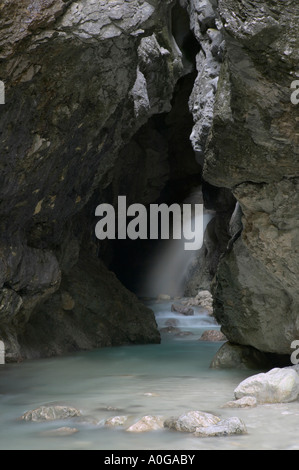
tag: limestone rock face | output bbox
[0,0,184,359]
[200,0,299,354]
[183,0,236,296]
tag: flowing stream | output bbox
[0,301,299,450]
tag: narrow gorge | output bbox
[0,0,298,369]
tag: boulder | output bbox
[210,342,275,370]
[105,416,129,427]
[222,397,257,409]
[164,411,220,433]
[185,291,214,315]
[21,405,81,422]
[194,417,247,437]
[171,304,194,316]
[199,330,227,342]
[126,416,164,433]
[234,368,299,404]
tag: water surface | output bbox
[0,302,298,450]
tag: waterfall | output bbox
[141,188,214,298]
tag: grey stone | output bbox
[210,342,275,370]
[21,406,82,422]
[171,304,194,316]
[164,411,220,433]
[0,0,184,360]
[234,368,299,404]
[222,397,257,409]
[194,417,247,437]
[199,329,226,342]
[201,0,299,355]
[126,415,164,433]
[105,416,129,427]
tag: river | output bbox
[0,301,298,450]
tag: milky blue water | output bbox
[0,302,298,450]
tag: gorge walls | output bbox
[0,0,298,361]
[188,0,299,355]
[0,0,188,360]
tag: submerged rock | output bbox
[174,331,194,337]
[171,304,194,316]
[164,411,220,433]
[21,406,81,422]
[105,416,129,427]
[165,319,178,327]
[160,326,181,335]
[222,397,257,409]
[194,417,247,438]
[234,368,299,404]
[41,427,79,437]
[126,416,164,433]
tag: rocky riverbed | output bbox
[0,301,299,450]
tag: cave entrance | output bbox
[105,70,203,297]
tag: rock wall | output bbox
[1,0,298,361]
[200,0,299,355]
[0,0,187,360]
[182,0,236,295]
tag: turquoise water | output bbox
[0,302,299,450]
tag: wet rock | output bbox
[234,368,299,404]
[165,319,178,327]
[185,291,214,315]
[105,416,129,427]
[202,0,299,356]
[21,406,81,422]
[210,342,275,370]
[222,397,257,409]
[194,417,247,437]
[160,326,181,335]
[0,0,183,361]
[41,427,79,437]
[171,304,194,316]
[199,330,227,342]
[174,331,194,337]
[126,416,164,433]
[164,411,220,433]
[157,294,171,301]
[18,256,161,359]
